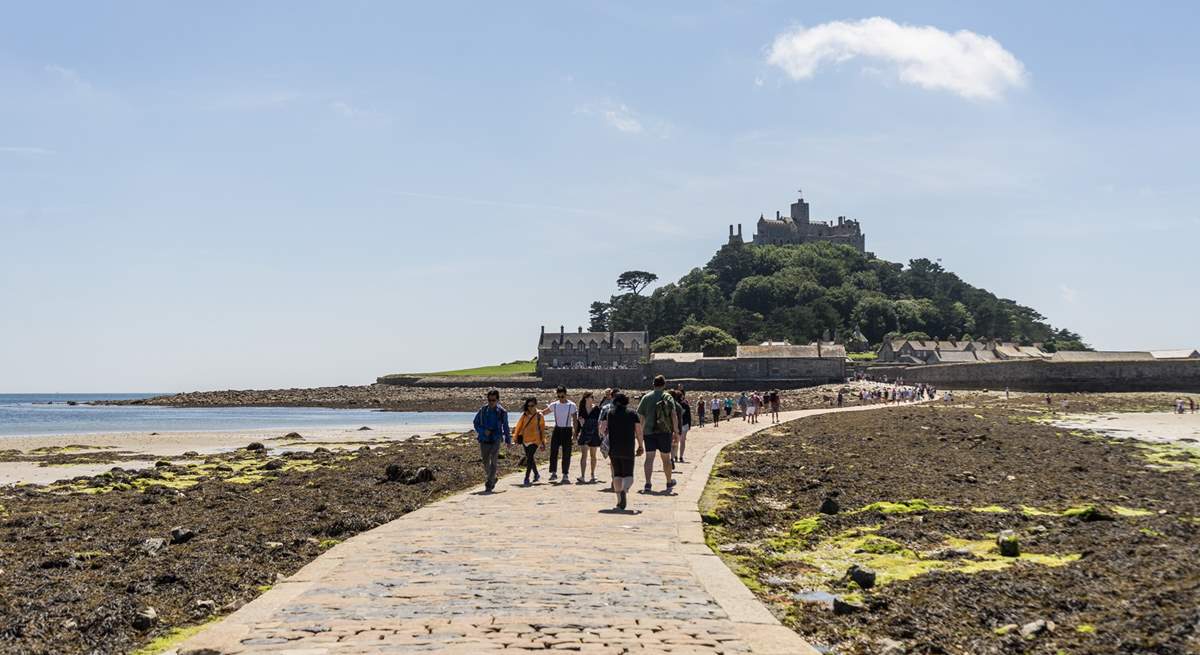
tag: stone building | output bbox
[727,192,866,251]
[877,339,1049,364]
[536,326,648,374]
[647,341,846,386]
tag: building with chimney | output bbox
[535,326,649,374]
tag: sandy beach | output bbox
[0,421,471,486]
[1052,411,1200,444]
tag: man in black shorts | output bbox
[636,375,679,493]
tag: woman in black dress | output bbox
[575,391,603,484]
[603,393,644,511]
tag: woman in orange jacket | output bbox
[512,397,547,486]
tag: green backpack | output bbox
[652,393,674,434]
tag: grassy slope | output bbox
[406,360,537,377]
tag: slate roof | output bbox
[650,352,704,362]
[995,345,1035,359]
[737,343,846,359]
[972,349,999,362]
[540,331,647,349]
[929,350,981,363]
[738,344,820,358]
[1049,351,1155,362]
[1151,349,1200,359]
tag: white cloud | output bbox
[44,64,93,92]
[575,100,672,137]
[767,17,1027,100]
[602,104,643,133]
[1059,284,1079,304]
[0,146,55,155]
[330,100,381,120]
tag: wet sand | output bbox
[0,422,470,486]
[1052,411,1200,444]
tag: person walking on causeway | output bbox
[541,387,578,484]
[603,392,644,511]
[512,397,546,486]
[472,389,511,493]
[637,375,679,494]
[575,391,603,484]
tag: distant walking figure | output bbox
[604,393,643,511]
[512,397,546,486]
[541,387,578,484]
[1190,397,1196,414]
[710,397,721,426]
[769,390,781,424]
[472,389,511,493]
[637,375,679,494]
[674,391,692,463]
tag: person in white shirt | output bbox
[541,386,578,484]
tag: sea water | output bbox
[0,394,476,437]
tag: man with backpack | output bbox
[637,375,679,493]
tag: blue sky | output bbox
[2,1,1197,392]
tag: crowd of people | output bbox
[841,382,937,406]
[470,378,787,511]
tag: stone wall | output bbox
[542,356,846,391]
[542,368,648,390]
[651,356,844,383]
[376,375,545,388]
[860,359,1200,393]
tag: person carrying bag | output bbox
[512,397,547,486]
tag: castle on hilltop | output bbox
[727,191,866,252]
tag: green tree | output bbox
[732,275,795,315]
[587,301,611,331]
[650,335,683,353]
[676,324,739,356]
[616,270,658,295]
[894,298,940,334]
[947,301,977,337]
[585,241,1082,351]
[851,296,899,344]
[606,293,655,333]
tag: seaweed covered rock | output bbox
[996,530,1020,557]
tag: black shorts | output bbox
[643,433,672,454]
[578,432,602,447]
[611,456,635,478]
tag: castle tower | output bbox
[790,194,810,224]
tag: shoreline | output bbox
[0,410,472,440]
[0,423,471,486]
